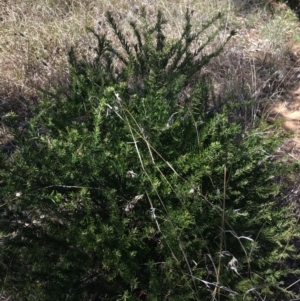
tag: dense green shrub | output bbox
[0,10,299,301]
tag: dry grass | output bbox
[0,0,229,107]
[0,0,300,123]
[0,0,296,111]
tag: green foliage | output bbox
[0,9,299,301]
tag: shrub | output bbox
[0,9,299,301]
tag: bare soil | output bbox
[270,49,300,161]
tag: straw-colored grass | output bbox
[0,1,228,102]
[0,0,299,119]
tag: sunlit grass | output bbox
[0,0,299,109]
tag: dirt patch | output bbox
[269,54,300,160]
[272,91,300,134]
